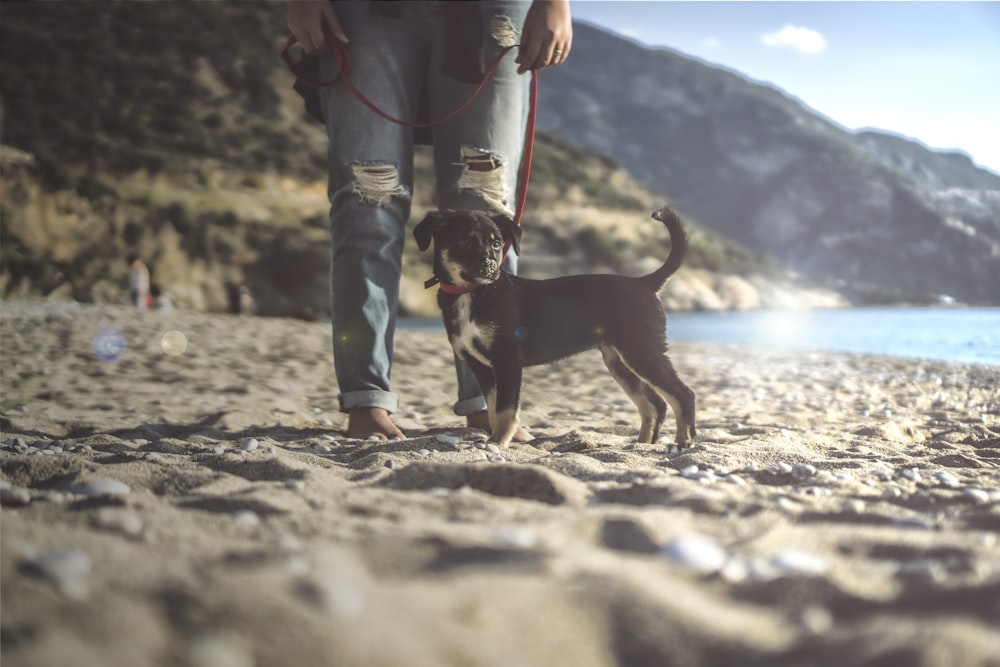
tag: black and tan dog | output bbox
[414,206,696,452]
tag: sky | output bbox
[569,1,1000,176]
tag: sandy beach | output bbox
[2,301,999,667]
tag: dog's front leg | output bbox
[490,356,523,448]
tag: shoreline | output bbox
[2,302,999,666]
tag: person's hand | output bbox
[516,0,573,74]
[287,0,348,54]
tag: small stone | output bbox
[319,418,334,426]
[899,468,921,482]
[0,482,31,507]
[741,461,761,473]
[366,435,382,442]
[417,448,431,457]
[724,474,747,486]
[843,499,866,514]
[384,459,395,469]
[680,465,700,478]
[239,438,258,452]
[776,462,793,474]
[212,446,225,455]
[932,471,960,486]
[881,486,903,499]
[792,463,817,478]
[800,605,834,634]
[70,478,131,497]
[871,469,894,481]
[660,534,728,574]
[284,479,306,491]
[232,511,260,527]
[962,488,990,504]
[313,443,331,454]
[894,515,934,530]
[92,507,144,537]
[25,547,92,599]
[427,487,450,497]
[775,497,803,513]
[434,433,461,445]
[485,443,501,454]
[768,550,829,577]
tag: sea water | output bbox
[400,308,1000,366]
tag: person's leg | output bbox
[318,3,430,439]
[429,1,533,438]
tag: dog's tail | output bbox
[641,206,688,293]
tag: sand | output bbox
[2,301,999,667]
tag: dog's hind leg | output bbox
[601,345,666,443]
[615,350,696,450]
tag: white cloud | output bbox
[761,25,828,55]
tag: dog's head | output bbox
[414,210,521,286]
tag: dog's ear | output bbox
[413,211,445,251]
[491,214,521,255]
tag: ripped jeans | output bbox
[318,1,530,417]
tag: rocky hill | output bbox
[0,1,847,317]
[538,23,1000,305]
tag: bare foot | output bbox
[466,410,535,442]
[347,408,406,440]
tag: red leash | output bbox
[282,35,538,291]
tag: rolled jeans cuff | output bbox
[340,390,399,414]
[453,396,488,417]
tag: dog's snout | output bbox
[485,258,499,274]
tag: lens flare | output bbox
[92,328,127,362]
[161,330,188,357]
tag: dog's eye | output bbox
[491,239,502,250]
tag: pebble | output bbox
[724,474,747,486]
[792,464,817,478]
[239,438,258,452]
[494,526,538,549]
[768,550,829,577]
[0,481,32,506]
[932,471,960,486]
[212,446,225,455]
[775,497,803,513]
[92,507,144,537]
[842,499,866,514]
[776,462,793,474]
[871,469,894,482]
[427,487,451,497]
[899,468,922,483]
[232,511,260,528]
[881,486,904,499]
[313,444,331,454]
[384,459,395,470]
[69,478,131,497]
[680,465,700,478]
[962,488,990,504]
[434,433,461,445]
[486,443,501,454]
[417,448,431,457]
[660,534,728,574]
[894,515,934,531]
[25,547,92,599]
[741,461,761,473]
[284,479,306,491]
